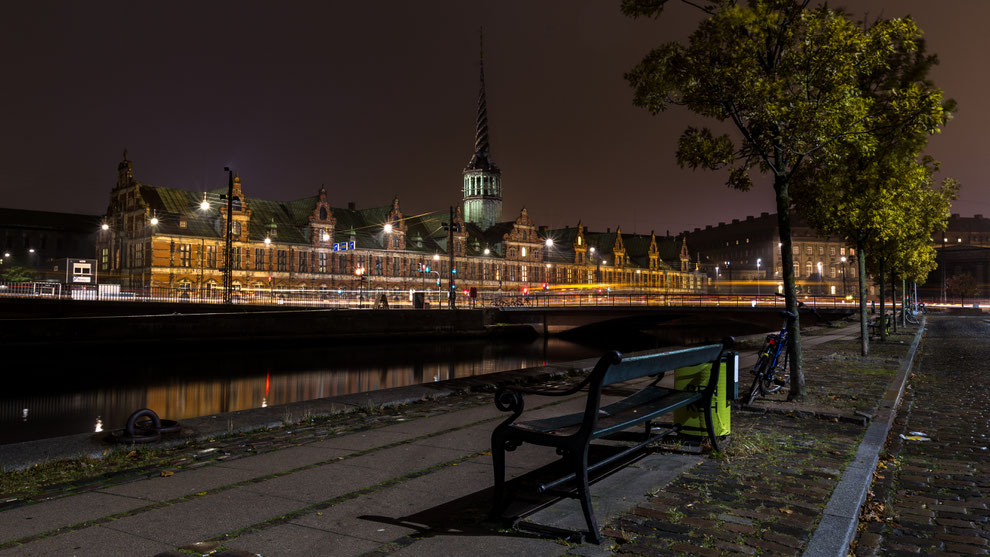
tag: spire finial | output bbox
[480,27,484,64]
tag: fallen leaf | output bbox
[126,450,138,459]
[160,470,174,478]
[779,508,793,514]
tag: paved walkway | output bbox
[0,320,945,556]
[854,316,990,555]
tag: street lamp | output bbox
[221,167,235,304]
[589,246,600,283]
[724,261,732,295]
[817,261,823,296]
[715,265,720,295]
[840,256,847,299]
[756,258,762,300]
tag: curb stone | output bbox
[803,317,926,557]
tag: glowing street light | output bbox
[200,193,211,212]
[383,223,393,234]
[483,248,490,256]
[756,258,762,299]
[150,216,159,226]
[263,237,271,246]
[101,223,110,231]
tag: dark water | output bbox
[0,333,661,446]
[0,314,773,446]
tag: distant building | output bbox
[923,214,990,301]
[0,207,100,280]
[681,212,861,297]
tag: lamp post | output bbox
[589,246,600,284]
[756,258,762,300]
[724,261,732,295]
[198,194,211,298]
[221,167,235,304]
[840,256,847,299]
[715,265,720,296]
[817,261,823,296]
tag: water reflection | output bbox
[1,336,609,445]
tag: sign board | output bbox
[332,241,356,252]
[64,258,98,285]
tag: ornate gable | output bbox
[503,208,540,261]
[220,173,252,241]
[385,196,406,251]
[612,226,626,267]
[573,221,587,265]
[308,185,335,246]
[648,231,659,270]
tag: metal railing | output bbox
[2,281,983,311]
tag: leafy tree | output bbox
[860,159,956,339]
[946,272,979,307]
[0,262,38,282]
[793,19,955,352]
[623,0,917,399]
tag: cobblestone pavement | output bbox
[607,324,918,556]
[855,316,990,556]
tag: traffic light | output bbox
[424,266,430,273]
[523,287,529,295]
[452,268,457,274]
[436,278,441,286]
[542,283,548,291]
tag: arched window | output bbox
[319,207,328,220]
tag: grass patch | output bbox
[0,447,173,501]
[713,429,782,464]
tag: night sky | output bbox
[1,1,987,235]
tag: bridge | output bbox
[492,304,857,338]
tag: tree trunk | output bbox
[878,260,886,342]
[857,237,869,357]
[890,274,897,334]
[774,174,804,400]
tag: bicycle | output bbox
[745,309,796,405]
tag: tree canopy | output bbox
[623,0,937,399]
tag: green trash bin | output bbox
[673,354,736,439]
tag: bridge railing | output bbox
[479,292,858,310]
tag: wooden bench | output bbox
[490,341,735,543]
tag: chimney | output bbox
[348,201,356,210]
[732,218,740,224]
[607,227,610,233]
[976,214,984,219]
[760,212,769,218]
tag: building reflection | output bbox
[1,337,602,445]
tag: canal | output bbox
[0,334,656,446]
[0,313,778,446]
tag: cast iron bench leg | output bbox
[490,429,507,518]
[575,447,602,544]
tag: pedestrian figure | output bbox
[871,300,876,314]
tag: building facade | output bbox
[0,208,100,281]
[681,212,861,297]
[922,214,990,301]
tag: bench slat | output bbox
[512,385,704,438]
[602,344,723,386]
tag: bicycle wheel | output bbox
[762,349,790,394]
[745,356,768,405]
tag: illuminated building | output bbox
[94,42,706,297]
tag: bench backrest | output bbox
[579,343,727,437]
[599,345,724,387]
